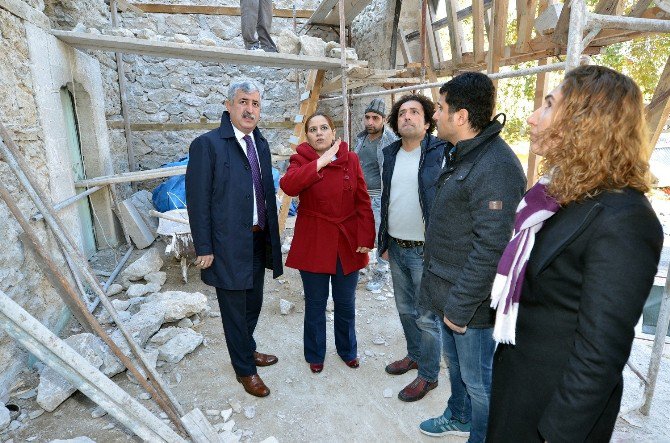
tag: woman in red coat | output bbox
[280,112,375,373]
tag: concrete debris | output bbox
[17,388,37,400]
[328,46,358,61]
[384,291,394,298]
[175,372,182,384]
[139,392,152,400]
[37,334,104,412]
[228,398,242,414]
[48,438,97,443]
[112,299,131,311]
[108,27,135,38]
[159,412,168,419]
[118,191,158,249]
[126,282,161,297]
[375,295,386,301]
[281,236,293,254]
[97,309,131,326]
[260,437,279,443]
[241,430,254,439]
[192,314,202,326]
[145,271,167,286]
[327,313,334,322]
[121,248,163,282]
[243,405,256,419]
[91,406,107,418]
[125,348,160,385]
[0,404,10,431]
[364,350,374,357]
[177,317,194,328]
[221,408,233,422]
[119,302,167,347]
[26,436,36,442]
[8,420,22,432]
[144,291,208,322]
[383,388,393,398]
[87,28,101,35]
[221,419,236,432]
[299,35,326,57]
[154,328,203,363]
[276,29,300,54]
[206,409,220,416]
[105,284,123,296]
[102,423,115,430]
[279,299,295,315]
[219,430,241,443]
[72,23,86,33]
[209,311,222,318]
[28,409,44,420]
[372,337,386,345]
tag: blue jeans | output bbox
[370,194,388,271]
[299,258,358,363]
[388,240,441,382]
[442,325,495,443]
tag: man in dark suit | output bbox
[186,79,283,397]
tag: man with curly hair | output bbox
[378,94,445,402]
[417,73,526,441]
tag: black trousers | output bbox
[215,230,266,376]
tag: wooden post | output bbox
[489,0,509,89]
[445,0,463,65]
[646,55,670,152]
[527,58,549,188]
[473,0,486,63]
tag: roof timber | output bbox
[51,31,348,70]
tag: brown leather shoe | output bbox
[236,374,270,397]
[385,356,418,375]
[398,376,438,402]
[253,351,278,367]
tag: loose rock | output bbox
[228,398,242,413]
[156,328,203,363]
[105,284,123,296]
[243,405,256,419]
[144,291,208,322]
[383,388,393,398]
[221,408,233,422]
[91,406,107,419]
[121,248,163,282]
[145,271,167,286]
[279,299,295,315]
[0,404,10,431]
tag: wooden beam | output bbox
[307,0,339,24]
[106,120,313,131]
[552,0,571,45]
[129,3,314,18]
[516,0,539,52]
[594,0,625,15]
[397,28,413,66]
[489,0,509,85]
[629,0,653,17]
[406,0,494,41]
[426,1,444,66]
[473,0,486,63]
[445,0,464,65]
[646,55,670,152]
[307,0,372,26]
[51,31,344,70]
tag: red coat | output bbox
[280,141,375,275]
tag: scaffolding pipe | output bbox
[641,267,670,415]
[0,290,185,442]
[103,246,134,293]
[566,0,587,72]
[74,165,186,188]
[338,0,349,144]
[588,12,670,32]
[32,186,103,221]
[320,60,572,102]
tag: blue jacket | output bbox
[185,111,283,290]
[377,133,446,255]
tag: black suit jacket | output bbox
[487,188,662,443]
[185,111,283,290]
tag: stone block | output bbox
[144,291,209,322]
[156,328,203,363]
[121,248,163,282]
[299,35,326,57]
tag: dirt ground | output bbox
[2,220,670,443]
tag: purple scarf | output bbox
[490,177,560,344]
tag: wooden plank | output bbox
[180,408,219,443]
[444,0,463,65]
[552,0,571,45]
[406,0,494,41]
[473,0,486,63]
[398,28,413,65]
[516,0,539,52]
[0,0,50,29]
[106,120,302,131]
[115,0,144,13]
[646,55,670,151]
[51,31,343,70]
[307,0,339,24]
[428,1,446,64]
[129,3,314,18]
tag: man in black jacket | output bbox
[417,73,526,441]
[186,79,283,398]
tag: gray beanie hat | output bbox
[365,98,386,117]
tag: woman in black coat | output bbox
[486,65,663,442]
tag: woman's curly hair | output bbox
[539,65,652,204]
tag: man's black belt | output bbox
[392,237,424,248]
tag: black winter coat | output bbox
[418,118,526,328]
[487,188,662,443]
[185,111,283,290]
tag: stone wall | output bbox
[0,7,66,401]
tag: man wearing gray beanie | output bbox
[353,98,398,292]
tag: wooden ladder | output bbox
[277,68,326,234]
